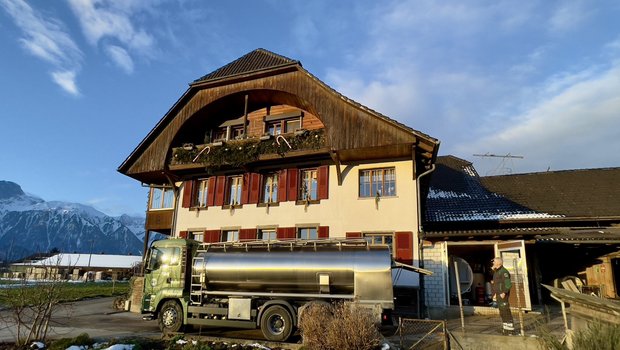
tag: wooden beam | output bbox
[330,150,343,186]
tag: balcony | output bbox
[170,129,327,170]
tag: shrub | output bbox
[299,302,381,350]
[537,321,620,350]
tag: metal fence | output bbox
[397,318,448,349]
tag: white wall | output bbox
[423,241,448,306]
[174,160,421,286]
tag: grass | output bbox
[0,280,129,305]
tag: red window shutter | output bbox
[277,227,296,240]
[179,231,188,239]
[394,231,413,264]
[214,176,226,206]
[182,181,194,208]
[207,177,216,207]
[241,173,251,205]
[346,232,362,238]
[318,165,329,200]
[239,228,257,241]
[318,226,329,239]
[287,168,298,202]
[249,173,261,204]
[277,169,287,202]
[204,230,221,243]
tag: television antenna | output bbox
[473,153,524,176]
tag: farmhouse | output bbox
[10,253,142,281]
[118,49,440,296]
[422,155,620,314]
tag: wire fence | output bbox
[397,318,448,350]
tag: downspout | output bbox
[416,163,436,319]
[163,171,180,239]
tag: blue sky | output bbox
[1,0,619,217]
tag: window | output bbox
[261,173,279,203]
[194,179,209,207]
[266,121,282,136]
[298,227,318,240]
[285,119,300,133]
[147,247,180,270]
[191,231,204,242]
[231,125,244,139]
[213,127,227,142]
[224,230,239,242]
[359,168,396,198]
[259,229,277,242]
[299,169,318,201]
[364,233,393,249]
[227,176,243,206]
[150,187,174,209]
[266,118,301,136]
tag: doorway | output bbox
[446,240,532,310]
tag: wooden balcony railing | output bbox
[170,129,326,169]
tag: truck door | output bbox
[495,240,531,310]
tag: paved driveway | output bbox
[0,297,161,343]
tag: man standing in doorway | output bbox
[492,257,514,335]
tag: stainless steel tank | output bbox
[192,245,394,306]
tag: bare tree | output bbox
[0,254,75,346]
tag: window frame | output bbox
[260,172,279,204]
[299,168,318,202]
[193,179,209,208]
[259,228,277,242]
[225,175,243,207]
[297,226,319,240]
[149,186,175,210]
[358,167,397,198]
[265,116,302,136]
[223,229,239,242]
[190,231,204,242]
[363,232,394,255]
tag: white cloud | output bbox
[51,70,80,96]
[0,0,82,93]
[67,0,156,73]
[457,62,620,173]
[549,0,590,33]
[105,45,134,74]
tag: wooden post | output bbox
[454,260,466,334]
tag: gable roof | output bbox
[481,168,620,218]
[118,49,439,182]
[193,49,299,84]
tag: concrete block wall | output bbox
[423,241,447,307]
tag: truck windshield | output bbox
[147,247,181,271]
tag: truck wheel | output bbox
[158,300,183,333]
[261,305,293,342]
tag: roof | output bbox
[118,49,440,182]
[426,156,620,223]
[13,254,142,269]
[193,49,299,84]
[481,167,620,218]
[425,156,561,223]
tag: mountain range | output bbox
[0,180,155,262]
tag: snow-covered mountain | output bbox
[0,180,148,262]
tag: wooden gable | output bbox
[118,49,439,183]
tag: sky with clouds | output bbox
[1,0,619,216]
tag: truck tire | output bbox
[260,305,293,342]
[158,300,183,333]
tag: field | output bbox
[0,280,129,305]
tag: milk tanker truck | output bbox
[141,238,424,341]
